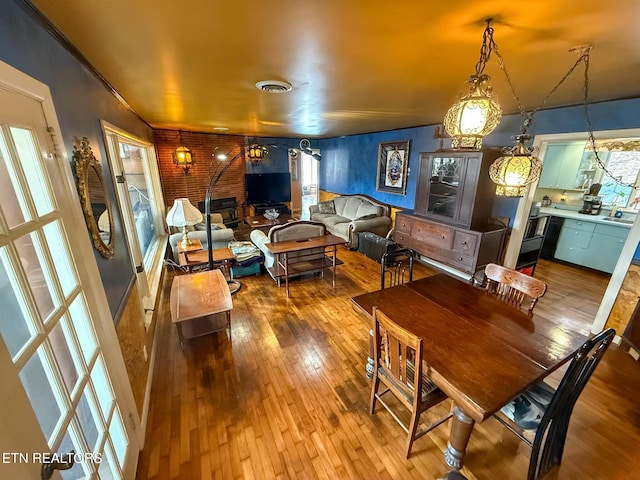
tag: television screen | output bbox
[245,173,291,204]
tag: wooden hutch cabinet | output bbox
[414,150,502,229]
[393,150,507,276]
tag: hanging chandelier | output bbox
[489,135,542,197]
[443,19,502,150]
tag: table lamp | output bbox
[166,198,203,248]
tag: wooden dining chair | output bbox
[370,306,452,458]
[484,263,547,313]
[380,248,414,289]
[493,328,616,480]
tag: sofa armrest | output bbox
[350,216,392,232]
[309,204,320,215]
[348,216,393,249]
[250,229,275,268]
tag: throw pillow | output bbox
[318,200,336,214]
[354,213,378,221]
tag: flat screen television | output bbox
[245,173,291,205]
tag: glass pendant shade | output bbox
[489,136,543,198]
[173,146,195,173]
[444,74,502,150]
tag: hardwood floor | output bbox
[136,249,640,480]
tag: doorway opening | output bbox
[505,129,640,335]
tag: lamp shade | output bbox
[489,137,543,198]
[166,198,203,227]
[444,74,502,150]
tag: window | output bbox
[599,151,640,207]
[102,122,165,305]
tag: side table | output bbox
[169,269,233,350]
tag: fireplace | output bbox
[198,197,239,228]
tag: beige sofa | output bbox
[168,213,234,262]
[309,194,391,249]
[250,221,328,281]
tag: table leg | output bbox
[284,252,290,297]
[332,245,337,289]
[176,323,185,351]
[444,406,475,470]
[366,328,374,378]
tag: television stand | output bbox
[252,203,291,215]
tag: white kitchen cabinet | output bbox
[538,142,585,189]
[554,218,629,273]
[554,219,595,265]
[583,224,628,273]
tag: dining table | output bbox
[351,273,587,474]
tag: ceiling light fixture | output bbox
[299,138,321,161]
[488,44,596,197]
[445,18,601,197]
[443,19,502,150]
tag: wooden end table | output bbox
[179,246,235,276]
[169,269,233,350]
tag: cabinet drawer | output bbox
[452,230,478,254]
[395,214,412,234]
[563,218,596,233]
[442,249,475,273]
[410,218,453,249]
[594,223,629,239]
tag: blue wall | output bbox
[0,1,154,320]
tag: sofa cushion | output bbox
[318,200,336,214]
[355,203,383,218]
[319,215,351,229]
[341,197,365,220]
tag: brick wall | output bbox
[154,130,249,220]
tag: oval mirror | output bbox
[73,137,115,258]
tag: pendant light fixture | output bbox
[443,19,502,150]
[489,134,542,197]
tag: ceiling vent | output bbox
[255,80,292,93]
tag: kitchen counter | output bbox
[539,206,635,228]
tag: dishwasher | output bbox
[540,216,564,259]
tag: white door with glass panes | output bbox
[0,62,139,479]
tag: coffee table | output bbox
[265,234,345,297]
[169,269,233,350]
[246,214,297,232]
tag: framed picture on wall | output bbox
[376,140,410,195]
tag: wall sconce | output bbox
[172,131,195,174]
[443,19,502,150]
[248,144,266,164]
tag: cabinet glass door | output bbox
[427,156,462,220]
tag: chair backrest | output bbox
[484,263,547,313]
[372,307,422,407]
[528,328,615,480]
[380,248,414,289]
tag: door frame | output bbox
[504,128,640,335]
[0,60,142,475]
